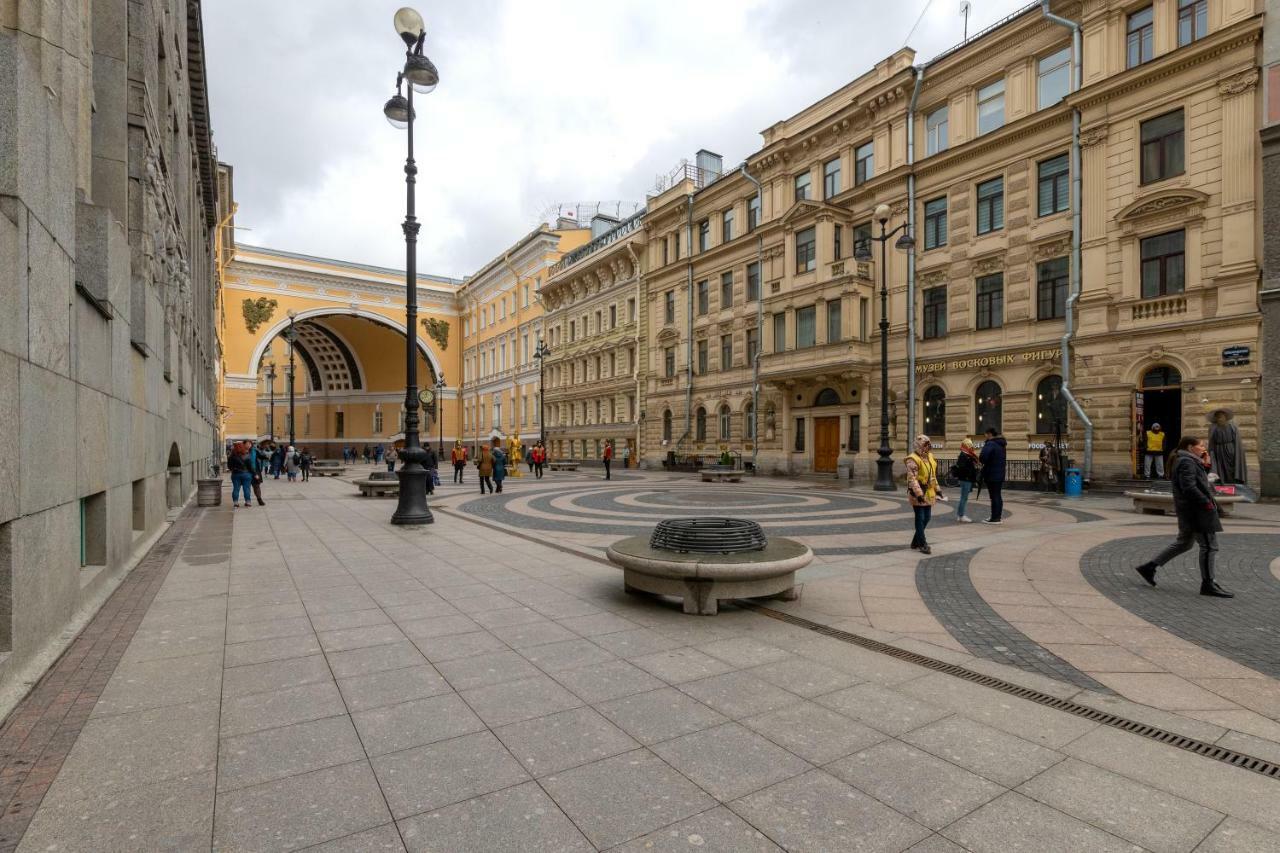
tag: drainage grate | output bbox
[743,603,1280,781]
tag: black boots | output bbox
[1135,563,1157,587]
[1200,581,1234,598]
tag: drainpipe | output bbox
[906,66,925,441]
[1042,0,1094,482]
[502,252,521,443]
[625,240,644,465]
[681,194,695,454]
[740,163,764,473]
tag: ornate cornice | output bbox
[1218,68,1259,96]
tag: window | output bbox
[719,405,731,441]
[373,409,383,434]
[1128,7,1154,67]
[977,79,1005,135]
[923,196,947,250]
[1037,375,1068,434]
[720,272,733,309]
[746,327,759,365]
[796,306,817,349]
[721,334,732,370]
[923,386,946,437]
[335,411,345,438]
[745,402,756,440]
[853,223,872,259]
[923,287,947,339]
[854,142,874,185]
[814,388,840,406]
[926,106,948,155]
[523,283,530,307]
[661,239,669,266]
[847,415,861,452]
[773,313,786,352]
[1141,230,1186,298]
[1178,0,1207,45]
[664,347,676,378]
[796,227,817,273]
[833,224,842,260]
[746,262,760,301]
[824,157,841,198]
[1037,257,1069,320]
[664,291,675,324]
[975,381,1003,433]
[695,407,707,441]
[697,280,709,315]
[570,320,576,342]
[696,339,708,374]
[609,304,617,328]
[662,409,673,441]
[976,273,1004,330]
[698,219,710,252]
[976,177,1004,234]
[627,297,636,321]
[794,172,811,201]
[827,299,841,343]
[595,311,602,333]
[722,209,734,242]
[1038,46,1071,110]
[1034,156,1068,219]
[1141,110,1184,184]
[794,418,805,452]
[747,195,761,231]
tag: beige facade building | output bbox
[541,213,647,464]
[642,0,1264,482]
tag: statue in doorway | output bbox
[1208,409,1247,485]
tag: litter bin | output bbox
[197,478,223,507]
[1064,468,1082,498]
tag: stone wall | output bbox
[0,0,220,706]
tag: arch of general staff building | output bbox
[220,246,464,460]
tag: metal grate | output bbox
[744,604,1280,780]
[649,518,767,554]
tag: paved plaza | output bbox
[4,469,1280,851]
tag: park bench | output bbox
[1123,490,1242,517]
[311,460,347,477]
[547,461,580,472]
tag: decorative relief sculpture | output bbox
[241,297,278,333]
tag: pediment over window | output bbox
[1115,188,1209,226]
[655,326,680,342]
[779,199,847,229]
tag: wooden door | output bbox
[814,417,840,473]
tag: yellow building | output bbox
[457,222,591,450]
[220,245,463,458]
[642,0,1263,482]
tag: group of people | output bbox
[225,440,313,507]
[342,445,385,465]
[905,427,1007,555]
[450,439,552,487]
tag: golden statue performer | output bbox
[507,433,524,478]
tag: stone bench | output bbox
[311,461,347,477]
[547,461,580,472]
[368,471,397,481]
[606,537,812,616]
[700,465,743,484]
[355,478,401,497]
[1123,490,1242,517]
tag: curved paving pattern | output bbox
[915,550,1111,692]
[1081,533,1280,680]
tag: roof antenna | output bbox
[960,0,971,40]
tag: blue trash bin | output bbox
[1064,468,1082,498]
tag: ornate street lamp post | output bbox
[854,202,915,491]
[285,310,298,448]
[436,374,446,456]
[534,338,551,449]
[383,6,439,525]
[265,362,277,441]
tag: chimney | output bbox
[555,216,579,230]
[590,213,620,239]
[695,149,724,183]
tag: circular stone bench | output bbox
[606,536,812,616]
[547,461,580,472]
[354,478,400,497]
[311,461,347,477]
[1124,490,1242,517]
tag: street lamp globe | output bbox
[875,202,891,223]
[894,231,916,250]
[383,93,412,129]
[393,7,426,46]
[402,54,439,94]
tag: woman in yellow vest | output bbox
[906,434,947,554]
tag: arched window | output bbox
[975,380,1003,433]
[814,387,841,406]
[744,402,756,440]
[923,386,946,437]
[1036,374,1067,434]
[662,409,673,442]
[1142,366,1181,388]
[719,405,732,440]
[696,407,707,441]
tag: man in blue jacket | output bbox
[978,428,1007,524]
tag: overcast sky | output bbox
[204,0,1031,279]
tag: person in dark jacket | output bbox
[228,442,253,507]
[424,446,438,495]
[1134,435,1233,597]
[951,438,980,523]
[977,428,1007,524]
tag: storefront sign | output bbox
[1222,345,1250,367]
[916,348,1062,375]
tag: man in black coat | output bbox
[1134,435,1232,597]
[977,428,1007,524]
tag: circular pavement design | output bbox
[1081,533,1280,679]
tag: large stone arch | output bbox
[246,307,444,383]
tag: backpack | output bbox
[292,452,301,466]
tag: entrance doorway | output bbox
[814,417,840,473]
[1134,366,1182,477]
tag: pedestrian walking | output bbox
[451,440,468,483]
[386,447,397,473]
[621,445,631,469]
[424,445,438,495]
[477,445,495,494]
[284,445,300,482]
[250,442,268,505]
[491,438,507,493]
[602,440,613,480]
[299,448,312,481]
[270,444,284,479]
[228,443,253,507]
[1144,422,1167,479]
[906,435,945,554]
[532,441,546,479]
[375,444,384,464]
[978,427,1007,524]
[361,444,370,464]
[950,438,980,523]
[1134,435,1233,597]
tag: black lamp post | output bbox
[384,6,438,525]
[265,362,277,441]
[285,311,297,448]
[534,338,551,448]
[436,374,446,456]
[854,202,915,492]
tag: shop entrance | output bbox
[814,417,840,473]
[1134,366,1182,477]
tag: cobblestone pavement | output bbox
[6,472,1280,851]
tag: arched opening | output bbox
[1035,374,1067,435]
[923,386,946,437]
[695,407,707,442]
[662,409,673,443]
[1136,365,1182,478]
[165,442,183,509]
[718,404,732,441]
[814,387,841,406]
[975,380,1002,434]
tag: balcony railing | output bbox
[1131,295,1187,321]
[549,210,646,276]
